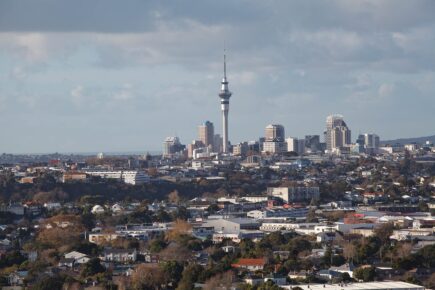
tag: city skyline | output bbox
[1,1,435,153]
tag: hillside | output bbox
[381,134,435,145]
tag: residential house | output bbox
[88,233,120,244]
[101,248,137,263]
[64,251,90,264]
[329,262,356,278]
[8,271,28,286]
[232,258,265,271]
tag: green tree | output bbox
[0,250,26,269]
[81,258,105,278]
[161,261,184,287]
[149,235,167,253]
[32,275,64,290]
[341,272,352,283]
[354,266,376,282]
[176,264,204,290]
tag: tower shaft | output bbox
[218,53,232,154]
[222,105,229,153]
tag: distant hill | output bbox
[381,135,435,145]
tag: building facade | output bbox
[163,136,184,157]
[325,114,351,152]
[198,121,214,149]
[265,124,285,142]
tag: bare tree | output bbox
[203,271,235,290]
[343,242,356,263]
[166,219,192,242]
[396,242,413,259]
[131,264,165,290]
[168,190,181,204]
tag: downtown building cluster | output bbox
[163,115,382,160]
[163,56,382,160]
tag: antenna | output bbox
[224,55,227,78]
[224,41,227,78]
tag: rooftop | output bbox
[232,258,265,266]
[281,281,424,290]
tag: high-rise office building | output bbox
[218,54,232,153]
[213,134,223,153]
[297,139,306,155]
[163,137,185,157]
[262,141,287,154]
[198,121,214,148]
[305,135,320,153]
[286,137,299,153]
[364,133,380,149]
[286,137,305,155]
[325,114,351,151]
[187,140,204,159]
[263,124,285,154]
[356,134,365,146]
[265,124,285,142]
[233,142,249,156]
[331,126,351,149]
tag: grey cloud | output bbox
[1,1,435,152]
[1,1,434,33]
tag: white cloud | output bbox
[17,94,39,108]
[70,85,85,106]
[345,81,395,105]
[9,66,27,80]
[378,83,395,98]
[233,71,257,85]
[15,33,49,62]
[111,84,134,101]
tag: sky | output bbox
[0,0,435,153]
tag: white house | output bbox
[91,205,105,214]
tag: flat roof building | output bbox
[281,281,424,290]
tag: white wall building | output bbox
[84,170,150,185]
[267,187,320,203]
[262,141,286,154]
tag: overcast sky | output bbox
[0,0,434,153]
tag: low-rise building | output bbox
[204,218,260,234]
[88,233,120,244]
[267,187,320,203]
[84,170,150,185]
[101,248,137,263]
[232,258,265,271]
[62,172,87,183]
[247,208,309,219]
[281,281,424,290]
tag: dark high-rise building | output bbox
[305,135,320,152]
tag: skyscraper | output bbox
[364,133,380,149]
[305,135,320,152]
[325,114,351,151]
[218,54,232,153]
[265,124,285,142]
[213,134,223,153]
[163,137,184,157]
[286,137,299,153]
[331,126,351,149]
[198,121,214,148]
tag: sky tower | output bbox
[218,53,232,153]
